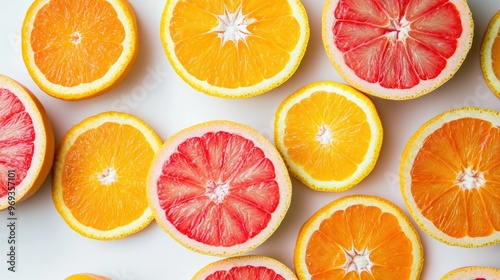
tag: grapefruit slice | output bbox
[322,0,474,100]
[481,9,500,99]
[441,266,500,280]
[192,255,297,280]
[147,120,292,256]
[400,107,500,247]
[0,74,54,210]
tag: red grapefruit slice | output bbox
[441,266,500,280]
[147,120,292,256]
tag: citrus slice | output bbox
[22,0,138,100]
[161,0,309,98]
[322,0,474,100]
[0,74,54,210]
[66,273,111,280]
[147,120,292,256]
[294,195,423,280]
[400,107,500,247]
[192,255,297,280]
[274,81,383,192]
[441,266,500,280]
[481,10,500,99]
[52,111,161,240]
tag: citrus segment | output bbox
[274,81,382,192]
[22,0,138,100]
[400,107,500,247]
[294,195,423,280]
[0,74,54,210]
[65,273,111,280]
[441,266,500,280]
[148,120,292,256]
[52,112,161,240]
[322,0,473,99]
[161,0,309,98]
[481,10,500,99]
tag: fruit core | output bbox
[70,32,82,45]
[455,167,485,190]
[387,18,410,41]
[316,124,333,145]
[212,5,255,44]
[343,247,372,274]
[206,181,230,203]
[98,167,117,185]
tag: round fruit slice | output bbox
[22,0,138,100]
[441,266,500,280]
[274,81,383,192]
[400,107,500,247]
[192,255,297,280]
[161,0,309,98]
[66,273,111,280]
[322,0,474,100]
[52,111,161,240]
[294,195,423,280]
[0,74,54,210]
[148,120,292,256]
[481,10,500,99]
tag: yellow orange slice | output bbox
[400,107,500,247]
[274,81,383,192]
[481,9,500,99]
[52,112,161,240]
[66,273,111,280]
[22,0,138,100]
[161,0,309,98]
[441,266,500,280]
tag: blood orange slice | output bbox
[0,74,54,210]
[322,0,474,100]
[147,120,292,256]
[441,266,500,280]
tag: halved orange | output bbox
[481,9,500,99]
[441,266,500,280]
[274,81,383,192]
[161,0,309,98]
[400,107,500,247]
[22,0,138,100]
[294,195,423,280]
[52,112,161,240]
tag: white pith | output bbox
[455,167,485,190]
[212,5,256,45]
[206,181,230,203]
[97,167,118,185]
[70,31,82,45]
[387,17,410,42]
[343,247,373,274]
[316,124,333,145]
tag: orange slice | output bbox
[192,255,297,280]
[66,273,111,280]
[161,0,309,98]
[147,120,292,256]
[481,9,500,99]
[441,266,500,280]
[294,195,423,280]
[52,112,161,240]
[322,0,474,100]
[400,107,500,247]
[22,0,138,100]
[274,81,383,192]
[0,74,54,210]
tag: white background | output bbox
[1,0,500,279]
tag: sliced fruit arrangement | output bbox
[441,266,500,280]
[192,255,297,280]
[400,107,500,247]
[161,0,309,98]
[322,0,474,100]
[294,195,423,280]
[52,111,161,240]
[148,120,292,256]
[22,0,138,100]
[274,81,383,192]
[481,9,500,99]
[0,74,54,210]
[65,273,111,280]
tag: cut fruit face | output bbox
[161,0,309,98]
[192,255,297,280]
[481,9,500,99]
[294,195,423,280]
[52,111,161,240]
[400,107,500,247]
[0,74,54,210]
[322,0,474,100]
[274,81,383,192]
[147,120,292,256]
[22,0,138,100]
[441,266,500,280]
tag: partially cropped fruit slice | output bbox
[274,81,383,192]
[161,0,309,98]
[481,9,500,99]
[322,0,474,100]
[400,107,500,247]
[294,195,423,280]
[22,0,138,100]
[441,266,500,280]
[192,255,297,280]
[65,273,111,280]
[0,74,54,210]
[148,120,292,256]
[52,111,161,240]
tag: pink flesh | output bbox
[205,265,286,280]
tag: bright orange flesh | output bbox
[492,30,500,81]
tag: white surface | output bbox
[1,0,500,279]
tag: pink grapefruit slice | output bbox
[0,74,54,210]
[441,266,500,280]
[322,0,474,100]
[147,120,292,256]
